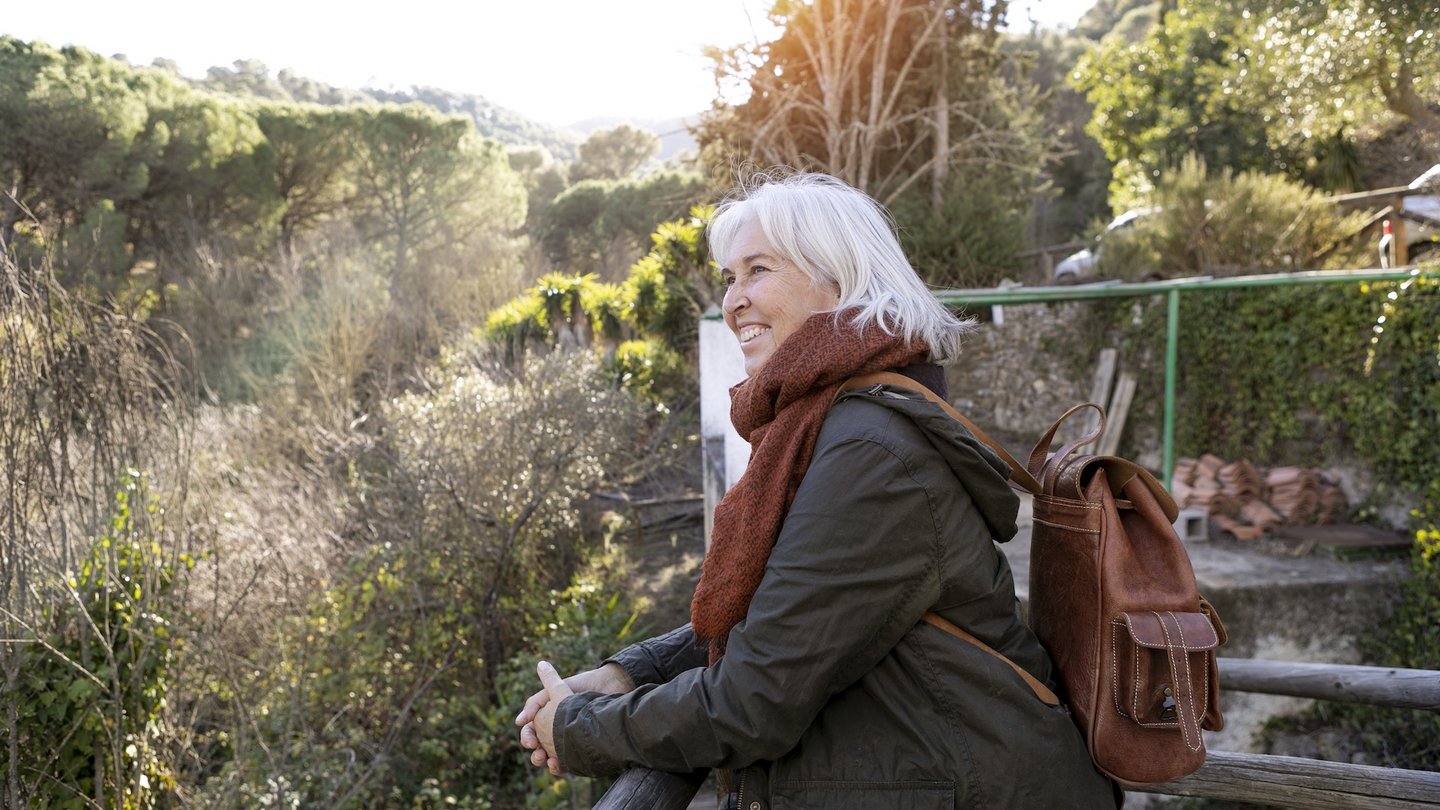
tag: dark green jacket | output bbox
[554,384,1116,808]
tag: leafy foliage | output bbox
[610,339,692,404]
[1169,272,1439,482]
[571,124,661,182]
[11,475,180,810]
[487,207,719,401]
[2,36,530,395]
[195,57,583,161]
[1092,155,1373,280]
[890,164,1035,288]
[998,27,1114,246]
[536,171,708,280]
[203,351,651,807]
[1,252,194,808]
[1073,0,1440,199]
[1071,3,1288,203]
[1228,0,1440,146]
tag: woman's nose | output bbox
[723,283,746,316]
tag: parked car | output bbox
[1053,206,1159,281]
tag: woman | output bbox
[516,172,1116,808]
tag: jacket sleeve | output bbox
[554,414,949,775]
[604,623,708,686]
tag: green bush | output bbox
[485,209,717,406]
[1094,155,1372,280]
[893,169,1031,289]
[10,473,179,810]
[610,339,692,405]
[197,350,651,808]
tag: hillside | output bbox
[191,57,585,159]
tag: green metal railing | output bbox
[933,267,1428,487]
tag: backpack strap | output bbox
[1026,402,1105,492]
[840,372,1043,496]
[922,612,1061,707]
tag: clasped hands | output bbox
[515,661,635,775]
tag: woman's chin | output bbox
[743,353,773,377]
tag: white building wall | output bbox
[698,312,748,546]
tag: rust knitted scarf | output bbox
[690,310,929,662]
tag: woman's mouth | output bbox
[738,325,771,343]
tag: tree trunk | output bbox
[1379,61,1440,136]
[931,30,950,213]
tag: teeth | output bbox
[739,325,770,342]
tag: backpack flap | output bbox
[1053,455,1181,524]
[1110,611,1221,754]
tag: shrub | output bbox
[200,350,652,807]
[610,339,692,405]
[10,475,180,810]
[1095,155,1373,280]
[1,253,196,808]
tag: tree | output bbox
[0,37,149,258]
[349,105,525,290]
[1075,1,1440,199]
[253,103,359,258]
[1072,0,1161,40]
[1071,3,1285,204]
[203,58,289,99]
[697,0,1054,284]
[536,170,707,279]
[346,105,526,366]
[507,145,569,230]
[1000,29,1113,244]
[699,0,1038,205]
[571,124,660,181]
[1233,0,1440,143]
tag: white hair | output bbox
[708,171,973,363]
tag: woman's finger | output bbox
[515,688,548,726]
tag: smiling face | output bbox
[721,218,840,377]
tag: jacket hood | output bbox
[838,386,1021,542]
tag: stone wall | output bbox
[945,302,1089,432]
[943,300,1174,471]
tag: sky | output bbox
[6,0,1094,129]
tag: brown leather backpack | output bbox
[843,373,1226,786]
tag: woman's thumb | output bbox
[537,660,566,693]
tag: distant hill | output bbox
[190,59,584,160]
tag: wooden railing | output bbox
[1135,658,1440,809]
[593,658,1440,809]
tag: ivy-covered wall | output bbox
[949,271,1439,514]
[1174,275,1437,520]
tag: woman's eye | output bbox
[722,273,736,286]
